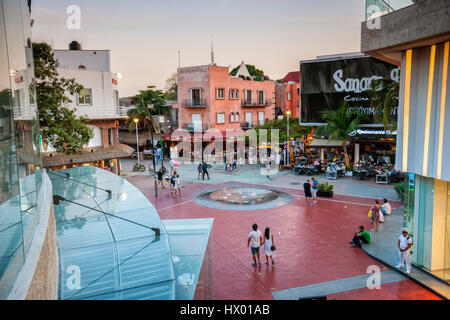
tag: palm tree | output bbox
[317,101,362,165]
[370,78,399,130]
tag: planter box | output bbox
[317,190,334,198]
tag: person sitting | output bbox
[350,225,371,248]
[381,198,391,216]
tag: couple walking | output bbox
[247,223,276,267]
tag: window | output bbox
[258,90,265,105]
[245,90,252,105]
[78,88,92,105]
[288,92,292,101]
[229,89,234,99]
[235,112,239,122]
[217,88,225,99]
[236,90,240,99]
[258,111,265,125]
[217,112,225,124]
[190,88,201,105]
[230,113,235,122]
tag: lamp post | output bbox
[286,111,291,166]
[134,118,140,166]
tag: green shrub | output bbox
[394,182,406,202]
[318,182,334,192]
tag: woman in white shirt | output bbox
[263,227,275,265]
[381,199,391,215]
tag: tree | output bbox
[230,64,265,77]
[33,42,93,155]
[133,85,168,115]
[316,102,362,165]
[254,117,312,143]
[165,73,177,101]
[370,78,399,130]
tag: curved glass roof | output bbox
[49,166,211,300]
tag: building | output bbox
[0,0,57,299]
[40,42,131,174]
[173,62,276,133]
[275,71,300,118]
[361,0,450,283]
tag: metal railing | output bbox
[240,122,255,129]
[181,99,208,108]
[182,123,209,131]
[365,0,423,20]
[241,99,272,107]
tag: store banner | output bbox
[300,56,400,125]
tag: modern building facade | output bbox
[275,71,300,118]
[362,0,450,282]
[173,62,276,133]
[41,43,131,174]
[0,0,57,299]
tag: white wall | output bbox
[54,50,110,72]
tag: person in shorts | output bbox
[157,168,165,189]
[247,223,262,267]
[304,179,312,204]
[311,177,319,204]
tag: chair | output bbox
[326,171,337,180]
[376,174,388,184]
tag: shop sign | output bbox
[348,129,397,137]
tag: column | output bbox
[354,143,360,164]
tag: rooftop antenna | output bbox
[178,50,181,68]
[211,34,215,65]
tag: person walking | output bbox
[370,199,381,232]
[156,168,165,189]
[303,179,312,204]
[197,163,203,180]
[202,161,210,180]
[247,223,262,267]
[174,173,181,197]
[262,227,275,266]
[265,162,272,180]
[311,177,319,204]
[396,227,413,273]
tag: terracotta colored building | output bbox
[173,62,276,132]
[275,71,300,118]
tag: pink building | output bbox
[275,71,300,119]
[173,62,276,132]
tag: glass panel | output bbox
[444,183,450,282]
[365,0,423,20]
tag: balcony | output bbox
[181,99,208,108]
[240,122,255,129]
[75,106,129,119]
[182,123,209,132]
[241,99,272,107]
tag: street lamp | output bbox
[134,118,140,165]
[286,111,291,167]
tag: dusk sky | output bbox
[31,0,366,97]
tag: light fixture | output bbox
[286,111,291,116]
[133,118,139,124]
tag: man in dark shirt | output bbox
[202,161,210,180]
[157,168,165,189]
[303,179,312,204]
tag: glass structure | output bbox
[49,166,212,300]
[365,0,424,20]
[0,0,43,299]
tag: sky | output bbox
[31,0,366,97]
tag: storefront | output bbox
[348,128,397,165]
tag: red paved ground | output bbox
[127,176,440,300]
[328,280,442,300]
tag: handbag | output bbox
[271,245,276,251]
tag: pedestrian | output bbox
[170,173,176,197]
[266,161,271,180]
[311,177,319,204]
[303,179,312,204]
[157,167,165,189]
[168,158,175,175]
[262,227,275,265]
[197,163,203,180]
[370,199,381,232]
[202,161,210,180]
[175,173,181,197]
[396,227,412,273]
[247,223,262,267]
[350,225,371,248]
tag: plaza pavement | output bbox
[120,159,400,201]
[124,165,440,300]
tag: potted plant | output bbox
[345,164,354,177]
[317,182,334,198]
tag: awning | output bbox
[119,130,161,147]
[163,130,243,142]
[42,144,134,167]
[309,139,350,148]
